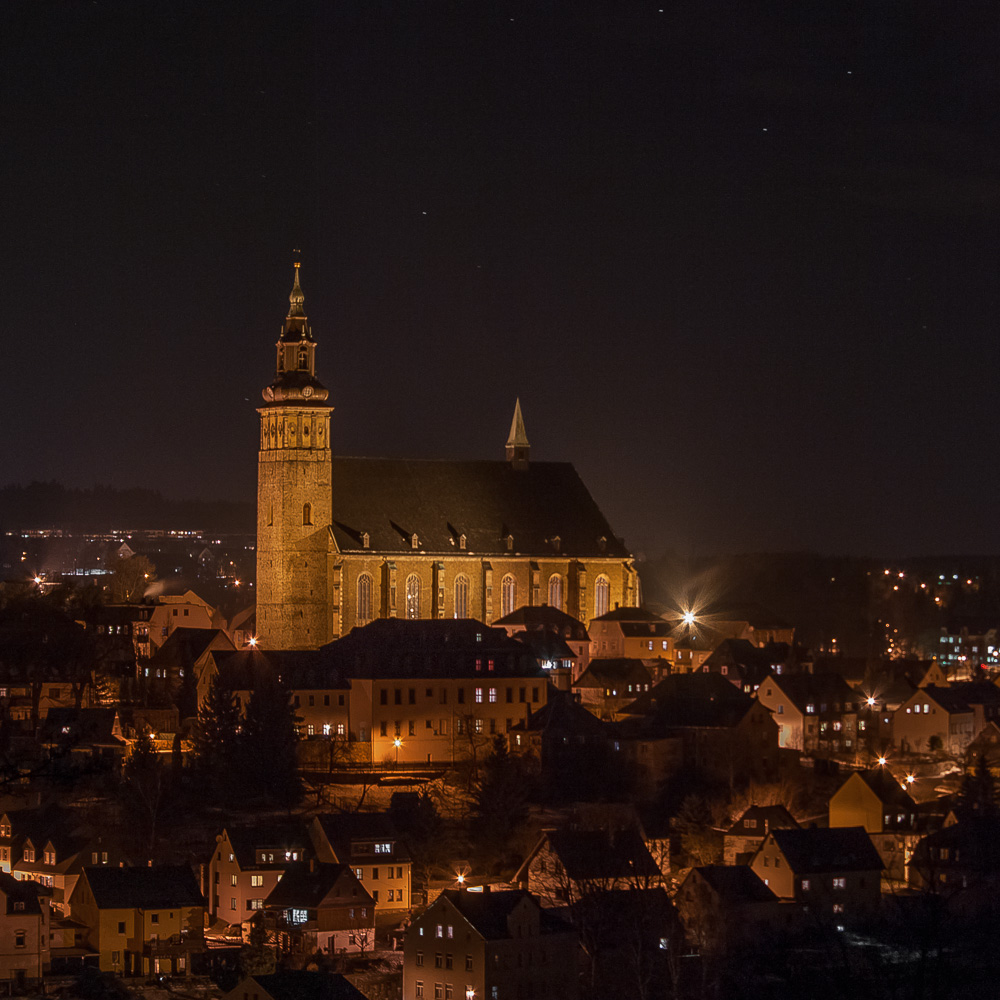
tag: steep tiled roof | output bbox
[84,865,203,909]
[441,888,570,939]
[770,672,859,712]
[542,828,661,881]
[618,673,755,730]
[37,708,124,746]
[726,805,799,837]
[493,605,590,641]
[692,865,777,904]
[592,607,665,624]
[511,690,608,737]
[312,814,411,862]
[264,863,366,909]
[150,627,233,668]
[241,972,367,1000]
[849,770,918,811]
[0,872,45,915]
[769,827,883,875]
[575,658,651,689]
[225,823,312,870]
[328,458,630,558]
[921,685,974,715]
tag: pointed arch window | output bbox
[302,503,312,526]
[298,347,308,370]
[548,574,564,611]
[455,575,470,619]
[405,574,421,619]
[501,574,517,618]
[595,576,611,618]
[357,573,373,624]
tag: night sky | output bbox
[2,1,998,558]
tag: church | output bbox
[256,264,639,650]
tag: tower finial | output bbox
[506,398,530,469]
[288,254,305,318]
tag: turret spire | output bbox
[288,260,305,318]
[506,398,530,469]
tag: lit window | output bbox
[406,574,421,619]
[501,575,517,617]
[547,574,563,611]
[594,576,611,618]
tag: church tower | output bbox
[256,262,334,649]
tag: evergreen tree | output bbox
[473,736,534,866]
[121,730,164,858]
[240,670,302,808]
[192,675,243,803]
[957,752,998,819]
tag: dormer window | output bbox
[598,536,607,552]
[459,534,467,550]
[23,848,33,863]
[411,533,419,549]
[551,536,561,553]
[506,534,514,552]
[362,532,370,549]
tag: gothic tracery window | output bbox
[548,574,563,611]
[357,573,373,623]
[454,575,470,619]
[595,575,611,618]
[405,574,421,619]
[501,574,517,618]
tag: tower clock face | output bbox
[302,386,314,398]
[264,387,275,401]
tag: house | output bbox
[723,805,799,865]
[893,685,976,754]
[223,971,367,1000]
[146,591,222,651]
[572,658,652,720]
[514,827,663,907]
[402,888,579,1000]
[262,862,375,956]
[207,824,312,925]
[215,620,549,765]
[750,827,883,928]
[587,607,674,667]
[966,721,1000,774]
[508,691,614,800]
[910,817,1000,897]
[828,769,921,881]
[9,816,120,914]
[755,672,859,753]
[493,605,591,679]
[700,639,796,695]
[146,626,235,716]
[68,864,205,976]
[669,632,715,674]
[0,873,50,987]
[615,673,782,789]
[308,813,412,914]
[676,866,799,955]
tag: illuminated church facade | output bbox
[256,265,639,650]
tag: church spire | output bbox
[287,260,306,318]
[506,398,530,470]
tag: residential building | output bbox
[224,971,367,1000]
[676,866,799,955]
[514,827,664,907]
[308,813,412,915]
[493,605,591,679]
[207,824,311,925]
[828,769,921,881]
[755,672,859,753]
[572,658,652,720]
[69,865,205,976]
[0,873,50,987]
[402,888,579,1000]
[750,827,883,928]
[722,805,799,865]
[587,607,673,666]
[262,862,375,956]
[893,685,977,754]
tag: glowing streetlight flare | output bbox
[866,696,876,707]
[906,774,915,784]
[247,636,258,648]
[456,873,465,884]
[682,612,696,626]
[877,756,887,766]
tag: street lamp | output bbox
[393,737,402,766]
